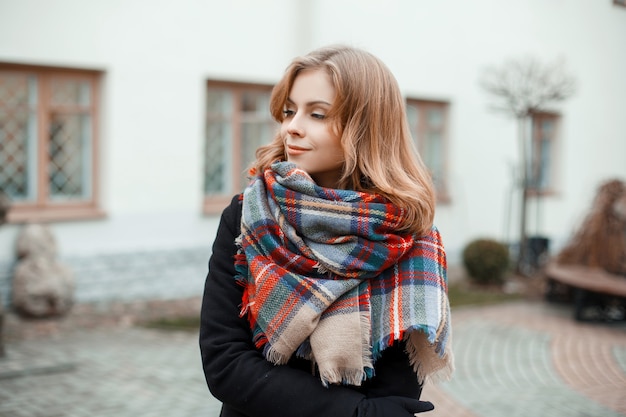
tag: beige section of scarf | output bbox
[309,311,373,386]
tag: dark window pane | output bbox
[204,121,230,195]
[0,72,37,201]
[48,113,91,200]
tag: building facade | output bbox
[1,0,625,307]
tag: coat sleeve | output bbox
[199,195,366,417]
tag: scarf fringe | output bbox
[319,367,368,387]
[405,329,455,384]
[264,344,291,366]
[314,262,330,274]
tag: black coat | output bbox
[199,195,423,417]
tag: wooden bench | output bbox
[544,263,626,322]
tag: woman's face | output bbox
[281,69,344,188]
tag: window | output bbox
[528,111,560,194]
[203,81,276,213]
[0,63,102,223]
[405,99,450,202]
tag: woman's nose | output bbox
[286,114,304,137]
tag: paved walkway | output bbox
[1,300,625,417]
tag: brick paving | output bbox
[423,302,626,417]
[0,326,221,417]
[1,300,625,417]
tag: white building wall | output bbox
[304,0,626,256]
[0,0,625,305]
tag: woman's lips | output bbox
[286,145,310,156]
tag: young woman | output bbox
[200,45,453,417]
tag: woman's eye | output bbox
[312,113,326,120]
[282,109,295,117]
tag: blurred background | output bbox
[0,0,625,307]
[1,1,626,416]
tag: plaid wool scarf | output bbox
[235,161,453,386]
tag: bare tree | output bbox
[479,57,576,275]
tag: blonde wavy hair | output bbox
[252,45,436,236]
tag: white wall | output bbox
[302,0,626,258]
[0,0,299,257]
[0,0,625,271]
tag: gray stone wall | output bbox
[0,246,211,309]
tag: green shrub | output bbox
[462,238,510,285]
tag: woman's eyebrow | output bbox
[285,97,332,106]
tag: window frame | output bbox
[0,62,104,223]
[405,98,451,203]
[203,80,276,214]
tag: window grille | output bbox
[0,64,102,222]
